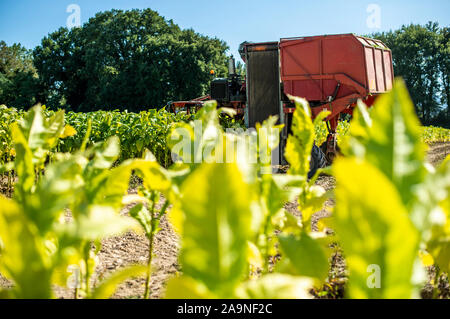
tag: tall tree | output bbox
[438,27,450,121]
[33,9,229,112]
[0,41,41,108]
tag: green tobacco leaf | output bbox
[299,185,328,228]
[10,123,35,196]
[426,156,450,273]
[129,203,152,236]
[87,158,171,211]
[285,97,314,178]
[134,160,172,195]
[19,105,65,162]
[410,154,450,233]
[167,122,195,164]
[195,101,220,124]
[342,79,427,207]
[165,276,216,299]
[427,239,450,274]
[173,163,252,294]
[235,274,314,299]
[57,205,140,241]
[255,115,283,171]
[247,241,263,269]
[279,211,303,235]
[90,265,147,299]
[340,99,372,158]
[261,174,296,222]
[31,154,87,233]
[333,158,420,298]
[277,233,329,281]
[87,136,120,170]
[0,196,53,298]
[168,101,223,166]
[313,110,331,130]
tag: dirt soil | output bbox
[1,142,449,298]
[426,142,450,167]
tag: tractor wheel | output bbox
[308,144,327,179]
[320,141,341,165]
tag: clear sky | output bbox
[0,0,449,61]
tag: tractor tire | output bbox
[320,141,341,166]
[308,144,327,179]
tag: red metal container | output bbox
[280,34,393,119]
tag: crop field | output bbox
[0,79,450,299]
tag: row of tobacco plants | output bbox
[0,78,449,298]
[1,104,447,171]
[0,106,193,170]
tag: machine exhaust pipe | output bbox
[228,55,236,76]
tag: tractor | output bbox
[168,34,394,176]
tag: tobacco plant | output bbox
[331,79,450,298]
[163,100,332,298]
[0,105,161,298]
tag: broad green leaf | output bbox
[298,185,328,228]
[285,96,314,178]
[255,116,283,172]
[425,156,450,273]
[223,129,258,184]
[313,110,331,128]
[57,205,140,241]
[87,158,171,210]
[418,250,434,267]
[173,163,253,294]
[342,79,428,207]
[129,203,152,236]
[279,211,303,235]
[86,136,120,170]
[18,105,65,164]
[247,241,263,269]
[30,153,86,233]
[277,233,329,281]
[0,196,53,298]
[165,276,216,299]
[235,274,314,299]
[262,174,301,218]
[90,265,147,299]
[168,101,223,166]
[10,123,35,196]
[51,246,84,288]
[333,158,420,298]
[410,155,450,233]
[168,122,195,164]
[427,240,450,273]
[340,99,372,158]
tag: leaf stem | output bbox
[144,191,157,299]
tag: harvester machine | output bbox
[169,34,394,172]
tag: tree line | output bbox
[1,9,228,112]
[0,11,449,126]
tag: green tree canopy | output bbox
[33,9,229,112]
[0,41,41,108]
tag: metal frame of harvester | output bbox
[168,33,394,165]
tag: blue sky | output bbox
[0,0,449,60]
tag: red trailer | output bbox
[279,34,393,161]
[169,33,394,171]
